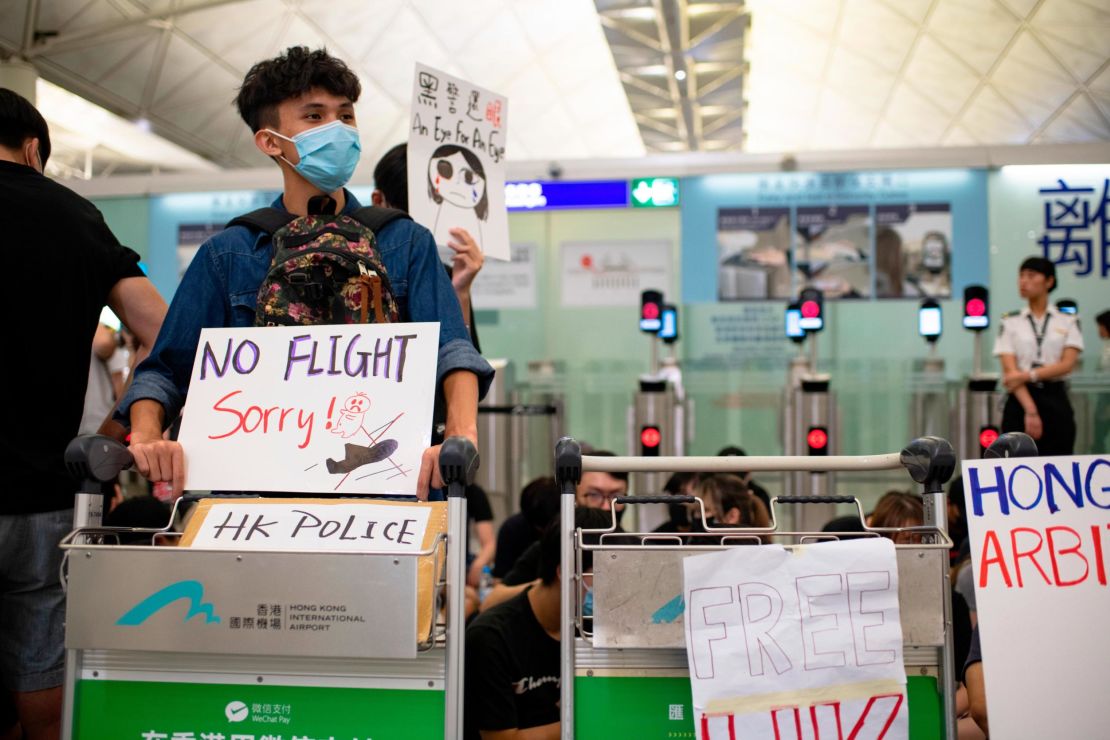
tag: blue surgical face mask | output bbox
[266,120,361,193]
[583,588,593,618]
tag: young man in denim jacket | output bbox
[118,47,493,498]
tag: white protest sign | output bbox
[683,539,908,740]
[962,455,1110,739]
[177,324,439,496]
[408,63,509,262]
[184,501,430,553]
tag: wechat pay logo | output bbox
[225,701,249,723]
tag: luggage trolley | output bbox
[58,434,478,740]
[555,436,958,740]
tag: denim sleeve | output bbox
[405,223,495,400]
[116,243,232,427]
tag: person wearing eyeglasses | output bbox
[479,451,628,612]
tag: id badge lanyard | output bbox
[1027,314,1051,366]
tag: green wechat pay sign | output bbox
[73,680,443,740]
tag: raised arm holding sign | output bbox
[118,48,494,497]
[406,63,510,263]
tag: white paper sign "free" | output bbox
[683,539,908,740]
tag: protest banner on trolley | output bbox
[683,538,908,740]
[177,323,439,496]
[407,62,509,261]
[963,454,1110,739]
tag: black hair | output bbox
[583,450,628,482]
[103,496,172,544]
[0,88,50,166]
[373,142,408,212]
[427,144,489,219]
[663,472,698,495]
[520,476,560,532]
[538,507,610,585]
[1095,310,1110,334]
[1019,256,1057,292]
[236,46,361,133]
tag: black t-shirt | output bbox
[467,483,493,523]
[493,512,538,579]
[502,540,542,586]
[1,161,143,514]
[464,588,560,739]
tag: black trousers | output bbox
[1002,382,1076,456]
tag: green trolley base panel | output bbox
[574,674,942,740]
[74,679,445,740]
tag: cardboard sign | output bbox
[407,63,510,261]
[177,324,439,496]
[962,455,1110,739]
[683,539,908,740]
[180,498,449,643]
[181,501,431,553]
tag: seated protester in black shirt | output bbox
[493,477,559,580]
[467,483,496,587]
[718,445,772,512]
[689,474,771,545]
[481,453,627,611]
[465,508,609,740]
[652,472,699,534]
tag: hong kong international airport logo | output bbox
[116,580,221,626]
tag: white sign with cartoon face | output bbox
[407,63,510,262]
[177,324,439,496]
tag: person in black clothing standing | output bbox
[0,88,166,740]
[994,257,1084,455]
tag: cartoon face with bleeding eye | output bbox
[427,144,489,220]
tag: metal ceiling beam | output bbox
[25,0,245,58]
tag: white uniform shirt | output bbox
[993,305,1084,375]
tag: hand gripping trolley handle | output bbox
[59,434,478,740]
[555,436,958,740]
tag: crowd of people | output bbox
[2,38,1104,740]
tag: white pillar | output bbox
[0,59,38,103]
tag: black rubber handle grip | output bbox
[775,495,858,505]
[614,495,696,505]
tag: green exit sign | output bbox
[630,177,680,208]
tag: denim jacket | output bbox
[118,191,494,426]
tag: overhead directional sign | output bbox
[631,177,680,208]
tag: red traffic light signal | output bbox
[801,300,820,318]
[963,285,990,330]
[979,426,999,453]
[641,425,662,456]
[807,426,829,455]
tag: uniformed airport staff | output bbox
[994,257,1084,455]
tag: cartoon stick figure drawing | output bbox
[331,393,371,438]
[322,393,409,490]
[428,144,487,248]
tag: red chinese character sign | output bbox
[407,63,510,262]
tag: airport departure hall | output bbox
[2,0,1109,738]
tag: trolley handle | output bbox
[439,436,480,497]
[774,495,858,505]
[614,495,696,506]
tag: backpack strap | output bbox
[350,206,411,233]
[225,208,297,235]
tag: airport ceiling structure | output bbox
[0,0,1108,180]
